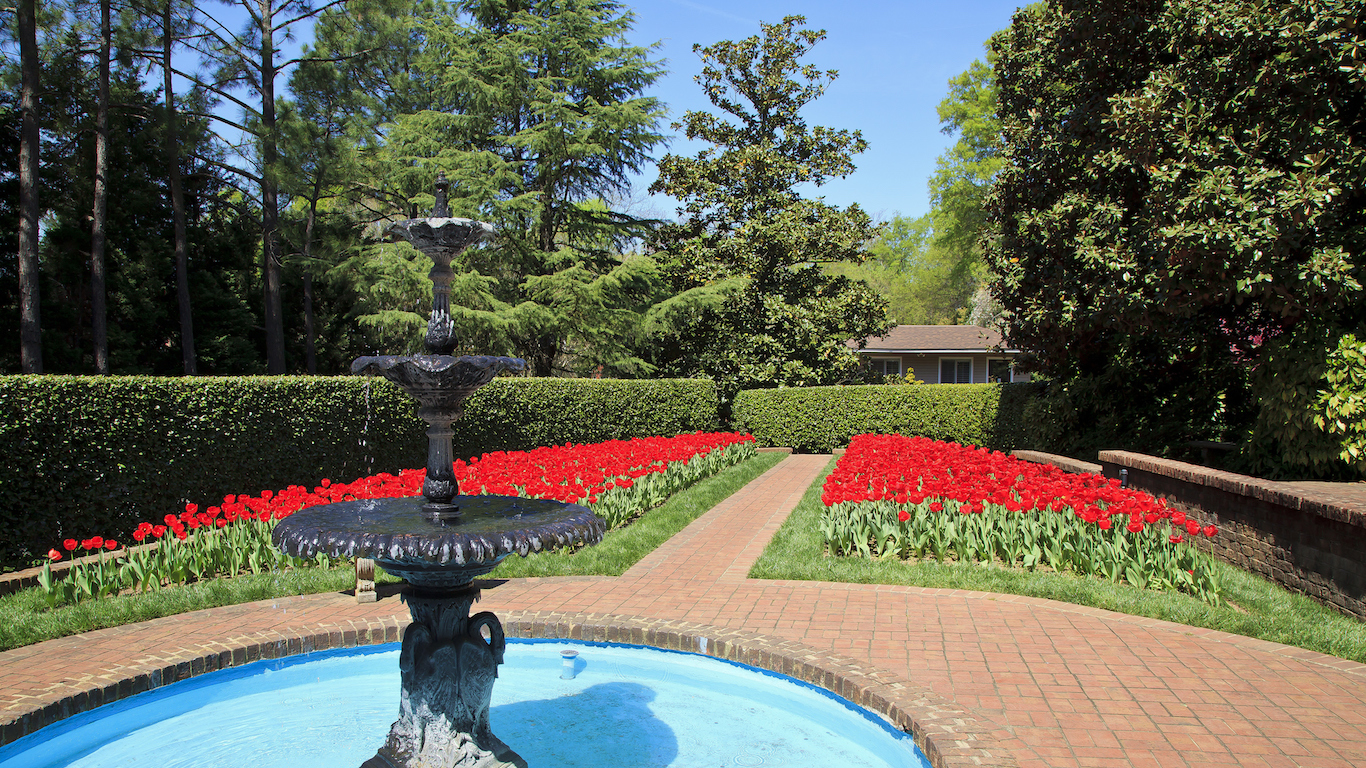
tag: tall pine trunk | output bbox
[17,0,42,373]
[302,174,322,375]
[164,1,196,374]
[91,0,111,374]
[259,0,286,374]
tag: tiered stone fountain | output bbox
[273,176,605,768]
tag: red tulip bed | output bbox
[821,434,1223,604]
[37,431,755,605]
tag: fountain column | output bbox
[276,175,605,768]
[424,173,458,357]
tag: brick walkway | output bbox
[5,454,1366,767]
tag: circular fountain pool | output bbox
[0,641,929,768]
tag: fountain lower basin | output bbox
[0,641,930,768]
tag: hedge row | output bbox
[732,383,1039,454]
[0,376,718,571]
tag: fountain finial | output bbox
[433,172,450,218]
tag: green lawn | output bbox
[0,452,785,652]
[750,458,1366,664]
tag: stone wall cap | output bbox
[1011,450,1103,476]
[1098,450,1366,529]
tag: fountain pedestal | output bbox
[364,588,521,768]
[272,182,607,768]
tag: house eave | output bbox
[859,348,1023,355]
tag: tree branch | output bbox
[192,152,263,184]
[280,45,381,70]
[271,0,349,34]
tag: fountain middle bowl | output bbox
[272,495,605,589]
[351,354,525,408]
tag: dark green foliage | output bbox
[1242,326,1366,479]
[0,376,420,572]
[450,377,719,458]
[0,375,718,571]
[731,382,1037,454]
[648,16,889,398]
[1,28,261,375]
[985,0,1366,464]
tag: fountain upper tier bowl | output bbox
[387,216,493,253]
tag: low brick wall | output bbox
[1098,450,1366,621]
[1010,450,1102,476]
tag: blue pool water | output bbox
[0,641,929,768]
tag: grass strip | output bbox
[0,453,785,651]
[750,457,1366,663]
[491,451,786,578]
[0,567,403,652]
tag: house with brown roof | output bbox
[852,325,1029,384]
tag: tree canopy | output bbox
[986,0,1365,474]
[649,15,888,396]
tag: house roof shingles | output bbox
[853,325,1014,353]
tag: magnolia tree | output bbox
[985,0,1365,476]
[648,16,888,398]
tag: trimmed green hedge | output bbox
[452,377,718,458]
[731,383,1039,453]
[0,376,717,571]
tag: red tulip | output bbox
[63,539,77,551]
[47,548,61,561]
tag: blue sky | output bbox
[209,0,1026,222]
[618,0,1028,222]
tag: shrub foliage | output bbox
[985,0,1365,467]
[731,382,1036,453]
[0,376,718,570]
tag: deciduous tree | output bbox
[649,15,887,395]
[986,0,1365,470]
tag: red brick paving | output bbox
[5,454,1366,767]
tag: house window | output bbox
[870,358,901,377]
[939,358,972,384]
[987,359,1013,383]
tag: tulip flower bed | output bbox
[821,434,1223,604]
[37,432,755,605]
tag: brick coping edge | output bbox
[1010,449,1103,476]
[0,609,1014,768]
[1099,450,1366,528]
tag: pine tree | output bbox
[377,0,669,376]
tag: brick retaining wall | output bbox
[1098,451,1366,621]
[1010,450,1102,476]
